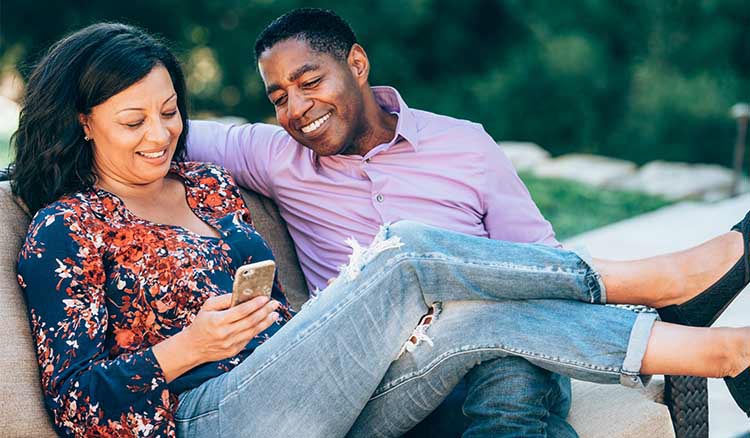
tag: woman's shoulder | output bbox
[21,191,105,260]
[177,161,249,216]
[29,192,98,229]
[177,161,238,189]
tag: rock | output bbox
[497,142,550,171]
[615,161,735,201]
[532,153,637,187]
[0,96,20,136]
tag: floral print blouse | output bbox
[17,162,294,437]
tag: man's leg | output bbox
[461,358,577,438]
[404,362,576,438]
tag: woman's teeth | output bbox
[301,112,331,134]
[137,150,166,158]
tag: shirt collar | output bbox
[371,86,420,152]
[309,86,420,167]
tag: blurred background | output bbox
[2,2,750,435]
[2,0,748,167]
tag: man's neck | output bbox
[344,88,398,156]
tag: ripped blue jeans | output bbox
[175,221,657,437]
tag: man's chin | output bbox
[302,142,350,157]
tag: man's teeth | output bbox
[301,112,331,134]
[137,150,166,158]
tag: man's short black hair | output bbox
[254,8,358,62]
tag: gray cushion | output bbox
[570,378,674,438]
[0,181,57,436]
[239,189,309,309]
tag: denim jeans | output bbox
[175,221,656,437]
[405,359,576,438]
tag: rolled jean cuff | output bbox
[570,245,607,304]
[620,311,658,388]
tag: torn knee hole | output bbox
[398,303,442,357]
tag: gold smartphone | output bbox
[231,260,276,307]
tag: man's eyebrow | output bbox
[116,93,177,113]
[265,63,321,95]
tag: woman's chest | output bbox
[100,213,276,329]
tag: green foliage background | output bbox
[2,0,749,166]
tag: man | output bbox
[188,8,575,436]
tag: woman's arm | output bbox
[19,201,281,435]
[18,205,176,435]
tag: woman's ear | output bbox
[347,44,370,86]
[78,114,92,140]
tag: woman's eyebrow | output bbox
[116,93,177,113]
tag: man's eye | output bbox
[273,95,287,106]
[303,78,321,88]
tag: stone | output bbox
[531,153,637,187]
[497,141,550,171]
[615,161,735,201]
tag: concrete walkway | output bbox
[565,194,750,437]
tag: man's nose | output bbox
[286,91,313,121]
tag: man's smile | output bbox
[300,112,331,134]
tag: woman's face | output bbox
[80,65,183,187]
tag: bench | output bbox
[0,180,706,437]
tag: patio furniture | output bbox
[0,180,707,437]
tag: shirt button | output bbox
[376,194,384,203]
[364,158,371,163]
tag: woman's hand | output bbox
[152,294,280,382]
[185,294,280,363]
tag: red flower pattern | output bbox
[18,162,293,437]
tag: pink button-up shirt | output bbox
[187,86,558,292]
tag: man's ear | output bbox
[347,44,370,86]
[78,114,92,139]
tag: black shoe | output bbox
[657,212,750,417]
[727,368,750,417]
[656,211,750,327]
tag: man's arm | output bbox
[476,129,560,247]
[186,120,289,197]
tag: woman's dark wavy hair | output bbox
[11,22,189,213]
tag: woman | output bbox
[12,23,750,437]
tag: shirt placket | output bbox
[361,156,387,223]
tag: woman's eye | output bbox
[163,110,178,118]
[125,121,144,128]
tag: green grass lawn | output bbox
[520,172,672,240]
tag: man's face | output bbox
[258,39,365,156]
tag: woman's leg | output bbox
[347,299,749,437]
[346,300,652,437]
[595,230,744,307]
[383,219,747,311]
[175,221,748,437]
[173,222,615,437]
